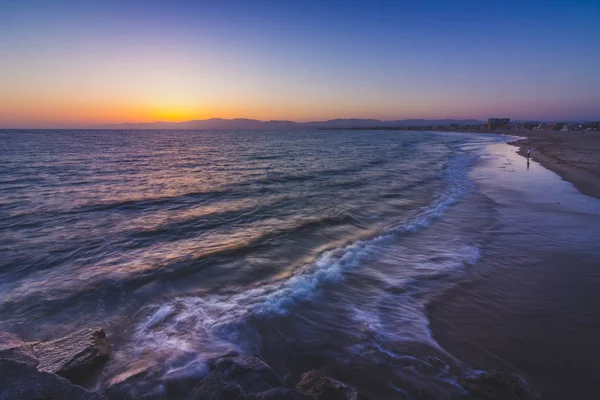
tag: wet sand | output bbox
[509,131,600,199]
[427,142,600,400]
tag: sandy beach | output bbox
[509,131,600,199]
[427,139,600,400]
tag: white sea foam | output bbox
[128,150,479,366]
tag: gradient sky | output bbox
[1,0,599,127]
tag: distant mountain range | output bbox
[98,118,484,130]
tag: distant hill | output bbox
[98,118,483,130]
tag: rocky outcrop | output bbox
[3,329,528,400]
[186,354,311,400]
[211,354,282,393]
[296,370,359,400]
[0,331,38,366]
[0,358,107,400]
[32,327,110,384]
[0,328,112,399]
[459,370,530,400]
[185,371,246,400]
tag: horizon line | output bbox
[3,116,600,130]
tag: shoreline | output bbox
[427,140,600,400]
[506,131,600,199]
[337,128,600,200]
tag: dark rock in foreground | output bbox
[247,387,314,400]
[186,371,246,400]
[186,354,311,400]
[162,360,210,398]
[32,327,110,384]
[104,359,165,400]
[296,370,359,400]
[0,331,38,367]
[459,370,531,400]
[211,354,282,393]
[0,358,107,400]
[0,328,112,399]
[0,328,532,400]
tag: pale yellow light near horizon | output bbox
[0,78,479,127]
[0,40,496,127]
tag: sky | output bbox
[1,0,599,128]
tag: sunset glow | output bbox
[1,0,599,128]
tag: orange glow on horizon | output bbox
[0,98,394,127]
[0,84,542,127]
[0,98,263,126]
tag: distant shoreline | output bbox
[320,127,600,199]
[333,127,600,199]
[506,131,600,199]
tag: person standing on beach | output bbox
[527,148,531,160]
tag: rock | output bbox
[211,354,282,393]
[32,327,110,384]
[103,359,163,400]
[186,371,246,400]
[186,354,311,400]
[0,358,107,400]
[0,331,38,366]
[186,373,311,400]
[247,388,313,400]
[459,370,529,400]
[296,370,359,400]
[162,361,210,398]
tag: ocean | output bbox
[1,130,599,399]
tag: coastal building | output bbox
[488,118,510,130]
[523,122,541,130]
[548,122,568,131]
[584,121,600,131]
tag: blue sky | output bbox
[1,0,599,127]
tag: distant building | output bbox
[488,118,510,130]
[548,122,567,131]
[583,121,600,131]
[523,122,540,130]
